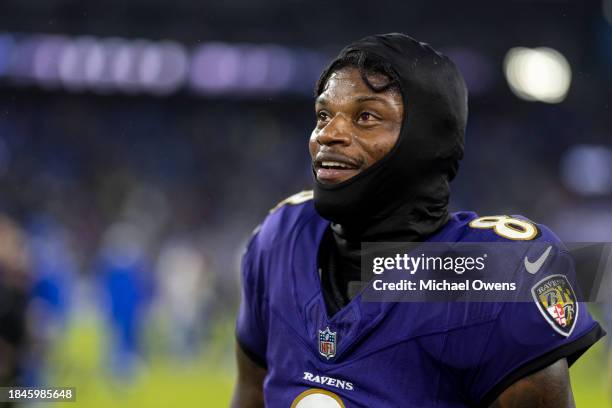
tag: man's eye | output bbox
[358,112,376,122]
[317,111,330,121]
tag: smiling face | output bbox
[309,67,404,185]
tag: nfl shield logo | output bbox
[319,327,337,360]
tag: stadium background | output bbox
[0,0,611,406]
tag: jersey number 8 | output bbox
[469,215,538,240]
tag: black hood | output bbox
[313,33,468,242]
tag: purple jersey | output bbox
[237,193,604,407]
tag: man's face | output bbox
[309,67,404,185]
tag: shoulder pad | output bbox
[250,190,318,251]
[269,190,313,214]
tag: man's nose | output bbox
[316,114,352,146]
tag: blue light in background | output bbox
[0,34,15,77]
[561,144,612,196]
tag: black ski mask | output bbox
[313,33,468,242]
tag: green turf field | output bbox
[33,311,611,408]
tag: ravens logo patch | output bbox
[531,274,578,337]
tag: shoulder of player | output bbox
[248,190,321,251]
[463,213,562,244]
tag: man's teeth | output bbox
[322,161,352,169]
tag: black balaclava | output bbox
[313,34,468,311]
[314,33,468,242]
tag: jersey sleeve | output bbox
[462,247,606,406]
[235,236,268,368]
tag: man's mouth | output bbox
[320,161,354,169]
[314,154,361,184]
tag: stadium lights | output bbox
[58,36,96,91]
[140,41,189,95]
[189,43,300,95]
[503,47,572,104]
[0,32,328,97]
[33,35,66,89]
[190,43,242,93]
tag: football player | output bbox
[231,33,605,407]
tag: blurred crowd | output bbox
[0,92,316,390]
